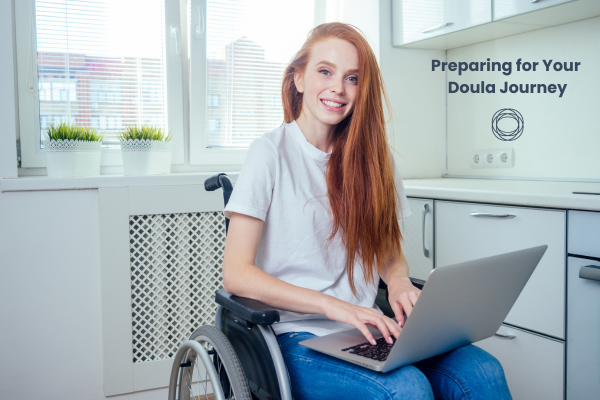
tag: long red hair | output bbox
[281,22,405,297]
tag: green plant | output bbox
[45,122,104,142]
[118,125,172,142]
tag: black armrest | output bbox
[376,277,425,318]
[378,277,425,291]
[215,288,280,325]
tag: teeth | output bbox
[322,99,344,108]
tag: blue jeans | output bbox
[276,331,512,400]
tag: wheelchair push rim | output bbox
[168,325,251,400]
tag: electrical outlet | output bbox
[483,150,497,168]
[470,149,484,169]
[496,148,515,168]
[471,148,514,169]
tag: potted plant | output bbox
[118,125,173,176]
[42,122,104,177]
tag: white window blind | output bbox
[35,0,168,147]
[203,0,315,148]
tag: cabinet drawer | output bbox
[494,0,575,21]
[568,210,600,258]
[474,325,564,400]
[435,201,566,338]
[401,198,434,282]
[392,0,491,46]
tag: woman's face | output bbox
[294,37,359,128]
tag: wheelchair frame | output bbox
[169,173,424,400]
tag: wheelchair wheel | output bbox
[168,325,252,400]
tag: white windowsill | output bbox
[0,171,241,192]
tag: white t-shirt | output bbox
[223,120,412,336]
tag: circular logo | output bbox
[491,108,524,141]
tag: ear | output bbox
[293,72,304,93]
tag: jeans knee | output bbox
[474,347,505,380]
[389,366,434,400]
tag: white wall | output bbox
[447,16,600,180]
[0,189,167,400]
[379,0,447,179]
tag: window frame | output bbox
[14,0,185,169]
[188,0,247,166]
[188,0,325,166]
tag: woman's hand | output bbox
[387,276,421,327]
[322,296,402,345]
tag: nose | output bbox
[329,76,345,95]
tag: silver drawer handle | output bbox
[580,265,600,282]
[470,212,516,219]
[422,22,453,33]
[494,332,516,339]
[422,204,430,258]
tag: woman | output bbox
[222,22,512,400]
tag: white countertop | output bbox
[403,178,600,212]
[0,171,241,192]
[2,174,599,212]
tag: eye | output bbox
[347,76,358,83]
[319,69,331,76]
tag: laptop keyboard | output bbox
[341,336,396,362]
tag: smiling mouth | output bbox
[320,99,346,109]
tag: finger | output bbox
[366,314,393,344]
[399,295,414,317]
[381,314,402,339]
[409,290,420,306]
[352,318,376,345]
[390,301,405,328]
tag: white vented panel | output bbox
[129,211,226,364]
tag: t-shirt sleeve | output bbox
[391,154,412,220]
[223,137,277,222]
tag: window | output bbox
[16,0,184,168]
[16,0,323,170]
[208,118,220,133]
[188,0,321,165]
[208,94,220,107]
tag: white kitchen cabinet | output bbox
[474,325,564,400]
[391,0,600,50]
[567,256,600,400]
[435,201,566,339]
[566,210,600,400]
[391,0,492,46]
[494,0,576,21]
[401,198,434,282]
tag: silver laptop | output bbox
[299,244,548,373]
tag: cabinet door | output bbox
[494,0,576,21]
[567,256,600,400]
[392,0,491,46]
[474,325,564,400]
[435,201,566,339]
[401,198,434,282]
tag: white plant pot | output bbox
[120,139,173,176]
[42,139,102,177]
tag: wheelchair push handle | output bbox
[205,173,233,206]
[205,173,234,234]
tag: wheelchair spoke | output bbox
[187,365,195,400]
[173,326,250,400]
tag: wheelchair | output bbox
[167,173,424,400]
